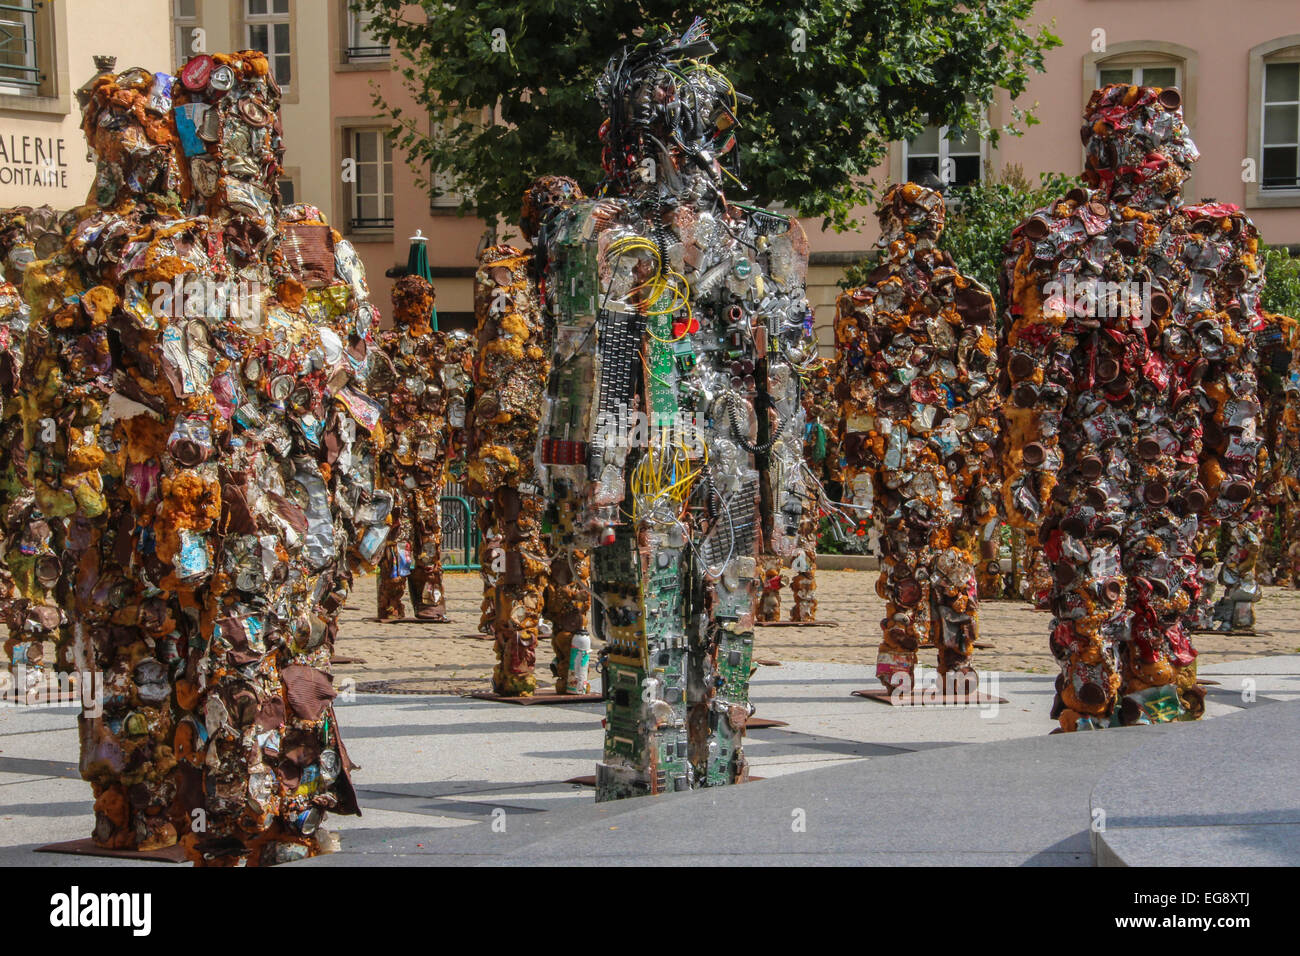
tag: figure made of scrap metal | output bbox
[18,54,382,863]
[834,183,1001,697]
[1001,85,1265,731]
[535,20,816,800]
[375,275,449,622]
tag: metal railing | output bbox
[0,2,41,94]
[346,44,388,60]
[441,481,480,570]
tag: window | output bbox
[278,176,296,205]
[246,0,291,89]
[347,3,386,60]
[348,128,393,229]
[0,0,40,96]
[1263,62,1300,190]
[1097,64,1179,90]
[173,0,202,69]
[904,121,983,190]
[430,109,483,209]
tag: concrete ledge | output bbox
[1093,699,1300,866]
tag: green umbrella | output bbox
[406,229,437,330]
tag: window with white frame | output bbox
[348,128,393,229]
[0,0,41,97]
[904,120,983,190]
[246,0,291,89]
[173,0,202,69]
[347,3,387,60]
[430,109,483,209]
[1263,61,1300,191]
[1097,63,1180,90]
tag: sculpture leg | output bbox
[377,485,412,622]
[489,487,546,697]
[409,481,446,621]
[875,525,925,694]
[930,539,979,695]
[543,549,590,692]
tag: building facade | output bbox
[4,1,1299,348]
[0,0,171,210]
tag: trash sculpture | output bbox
[0,206,72,696]
[1001,84,1266,731]
[534,20,817,799]
[375,275,449,622]
[469,175,592,696]
[18,53,380,863]
[1258,312,1300,586]
[834,183,1001,696]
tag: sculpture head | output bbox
[595,18,745,198]
[520,175,586,243]
[391,274,436,333]
[1081,84,1198,207]
[876,182,946,244]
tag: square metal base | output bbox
[36,838,189,863]
[852,688,1008,706]
[468,687,604,705]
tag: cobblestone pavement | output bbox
[6,569,1296,694]
[322,569,1300,692]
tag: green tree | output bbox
[358,1,1059,231]
[1262,245,1300,318]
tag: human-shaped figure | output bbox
[835,183,1001,696]
[536,21,816,799]
[758,356,839,622]
[375,275,449,622]
[1001,85,1265,731]
[0,207,70,697]
[468,177,592,697]
[20,54,376,862]
[1257,312,1300,585]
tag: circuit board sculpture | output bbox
[536,20,816,799]
[1001,85,1265,731]
[834,183,1002,697]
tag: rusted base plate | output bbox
[745,717,789,729]
[852,688,1008,706]
[331,656,367,664]
[469,688,604,705]
[754,658,782,666]
[756,620,839,627]
[37,838,189,863]
[1192,628,1258,636]
[1197,678,1222,686]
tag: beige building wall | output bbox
[0,0,172,209]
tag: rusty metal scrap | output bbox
[835,182,1001,695]
[13,53,381,864]
[1001,84,1266,731]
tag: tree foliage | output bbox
[358,1,1060,230]
[1262,245,1300,318]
